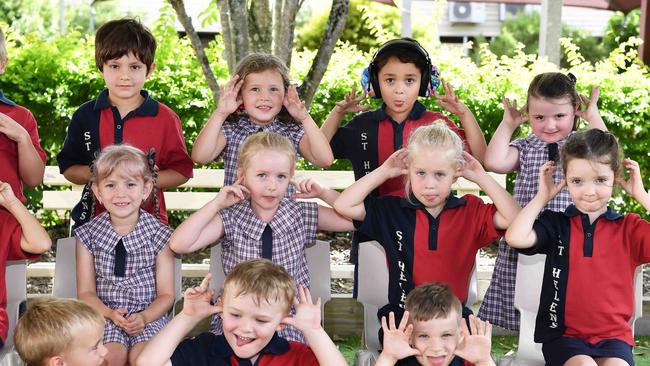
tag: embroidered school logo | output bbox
[396,230,407,308]
[548,235,565,329]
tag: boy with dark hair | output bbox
[57,18,193,228]
[14,298,108,365]
[0,181,51,349]
[377,282,494,366]
[320,37,487,276]
[137,259,347,366]
[0,26,47,204]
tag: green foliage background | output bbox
[1,11,649,224]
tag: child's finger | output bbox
[398,310,410,331]
[381,315,389,331]
[198,273,212,291]
[460,316,470,337]
[388,311,396,330]
[469,314,479,335]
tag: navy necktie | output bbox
[114,239,127,277]
[261,224,273,260]
[548,142,559,163]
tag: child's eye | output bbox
[416,170,426,176]
[127,182,137,187]
[256,318,269,324]
[596,177,609,184]
[569,178,582,185]
[385,78,394,84]
[435,172,446,178]
[270,87,280,92]
[278,174,287,180]
[251,87,260,92]
[131,65,142,70]
[257,173,267,179]
[105,183,115,188]
[442,333,453,338]
[230,313,241,318]
[418,334,429,339]
[406,78,416,84]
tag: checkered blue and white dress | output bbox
[208,198,319,343]
[478,133,572,330]
[75,210,172,348]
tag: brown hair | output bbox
[228,53,294,123]
[91,144,158,218]
[405,282,462,323]
[526,72,580,129]
[560,128,622,176]
[222,259,296,314]
[14,298,104,366]
[237,131,296,174]
[95,18,156,72]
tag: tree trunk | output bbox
[168,0,221,103]
[274,0,299,66]
[249,0,272,53]
[230,0,250,64]
[299,0,350,108]
[215,0,236,72]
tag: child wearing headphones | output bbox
[320,38,487,281]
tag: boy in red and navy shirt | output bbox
[57,18,192,227]
[0,27,47,204]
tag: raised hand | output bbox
[379,148,408,179]
[282,286,321,333]
[214,178,249,208]
[283,84,310,123]
[380,311,420,361]
[454,315,494,365]
[435,79,471,117]
[537,161,566,203]
[181,273,222,319]
[502,97,527,128]
[0,181,19,208]
[575,86,601,124]
[291,178,324,199]
[460,151,486,183]
[0,112,29,143]
[215,75,244,117]
[617,158,646,199]
[333,87,370,115]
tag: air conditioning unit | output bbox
[448,2,487,24]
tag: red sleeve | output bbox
[0,211,40,261]
[159,105,193,179]
[23,110,47,162]
[287,341,320,366]
[626,213,650,265]
[463,195,504,249]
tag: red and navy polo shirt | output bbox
[397,355,473,366]
[330,101,469,197]
[0,90,47,203]
[357,194,502,309]
[520,205,650,346]
[57,89,193,223]
[170,332,319,366]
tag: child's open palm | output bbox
[380,149,408,179]
[283,84,309,122]
[282,287,321,333]
[435,79,470,117]
[0,181,19,208]
[334,87,370,115]
[182,273,222,319]
[537,161,566,202]
[461,151,486,182]
[617,158,646,200]
[380,311,420,361]
[454,315,494,366]
[502,97,527,128]
[216,75,244,116]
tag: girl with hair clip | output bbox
[169,131,353,342]
[506,129,650,366]
[75,144,175,366]
[191,53,333,192]
[333,123,519,330]
[479,72,607,330]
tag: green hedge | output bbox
[1,15,649,223]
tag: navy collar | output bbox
[211,333,290,360]
[377,100,426,123]
[399,193,466,210]
[0,90,16,106]
[563,204,623,221]
[93,88,158,116]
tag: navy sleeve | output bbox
[330,117,358,159]
[57,106,94,173]
[170,332,219,366]
[517,210,561,256]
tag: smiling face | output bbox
[240,69,286,125]
[527,96,577,143]
[407,146,459,217]
[101,52,152,109]
[91,163,153,223]
[61,322,108,366]
[565,158,614,222]
[238,149,294,217]
[411,309,461,366]
[220,283,289,363]
[377,57,421,123]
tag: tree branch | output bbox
[168,0,221,103]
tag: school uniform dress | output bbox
[209,198,318,343]
[479,134,572,330]
[0,211,40,347]
[171,332,319,366]
[0,91,47,204]
[220,116,304,195]
[75,210,172,348]
[517,205,650,366]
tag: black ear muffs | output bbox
[367,38,432,99]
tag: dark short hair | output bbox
[373,39,429,77]
[561,128,621,175]
[95,18,156,72]
[405,282,462,323]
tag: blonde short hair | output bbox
[237,132,296,174]
[222,259,296,314]
[14,298,104,366]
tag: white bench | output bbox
[40,165,505,287]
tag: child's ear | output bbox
[143,180,154,200]
[236,168,245,183]
[46,355,64,366]
[90,182,101,204]
[146,63,156,78]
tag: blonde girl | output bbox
[75,144,175,366]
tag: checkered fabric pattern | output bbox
[103,314,169,348]
[478,133,573,330]
[220,116,304,195]
[75,210,172,315]
[208,198,319,342]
